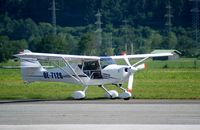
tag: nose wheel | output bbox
[119,91,132,100]
[117,84,132,100]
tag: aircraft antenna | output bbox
[108,33,113,55]
[104,32,113,55]
[95,9,102,55]
[122,19,129,54]
[190,0,200,50]
[131,43,134,55]
[49,0,59,35]
[165,0,173,34]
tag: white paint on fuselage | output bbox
[102,64,131,82]
[25,64,132,86]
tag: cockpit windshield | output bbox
[100,57,116,69]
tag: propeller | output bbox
[123,54,146,92]
[123,54,131,66]
[128,73,134,92]
[135,63,146,70]
[123,54,135,92]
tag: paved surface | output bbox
[0,100,200,125]
[1,125,200,130]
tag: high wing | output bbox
[15,50,100,60]
[109,53,173,59]
[15,50,173,60]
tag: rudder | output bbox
[20,58,45,82]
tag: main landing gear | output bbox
[99,84,132,100]
[72,86,88,100]
[100,85,119,99]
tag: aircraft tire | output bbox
[72,91,85,100]
[105,90,119,99]
[119,91,132,100]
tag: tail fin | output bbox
[16,50,46,82]
[20,58,45,82]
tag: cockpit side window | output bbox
[82,60,102,79]
[100,58,116,69]
[83,60,100,70]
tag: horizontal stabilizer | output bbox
[20,65,54,68]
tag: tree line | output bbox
[0,14,196,62]
[0,0,192,27]
[0,0,199,62]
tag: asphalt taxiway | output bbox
[0,99,200,125]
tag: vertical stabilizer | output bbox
[20,58,44,82]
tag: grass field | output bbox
[0,58,200,100]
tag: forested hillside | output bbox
[0,0,192,27]
[0,0,199,62]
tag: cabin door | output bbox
[82,60,102,79]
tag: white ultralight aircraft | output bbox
[15,50,173,100]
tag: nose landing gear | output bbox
[117,84,132,100]
[99,84,132,100]
[119,91,132,100]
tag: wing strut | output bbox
[51,61,80,82]
[62,57,86,85]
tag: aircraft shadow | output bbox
[0,99,50,104]
[0,97,121,104]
